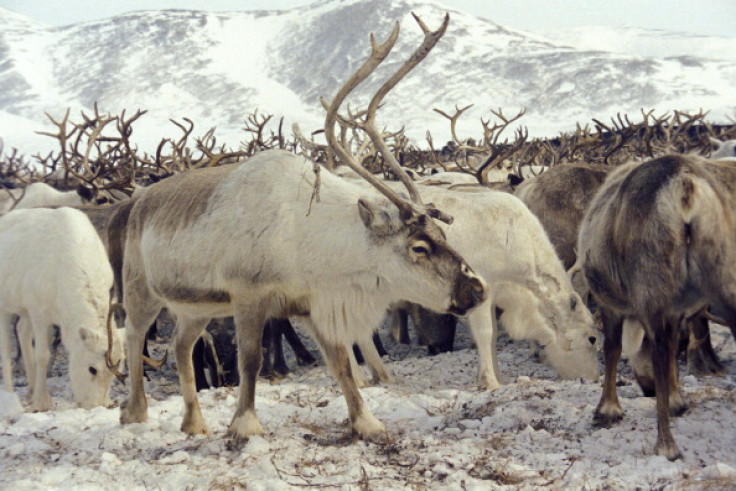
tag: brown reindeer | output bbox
[516,161,726,378]
[578,154,736,460]
[515,163,611,270]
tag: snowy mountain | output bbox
[1,0,735,156]
[540,25,736,62]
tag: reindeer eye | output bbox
[89,367,98,376]
[410,240,431,257]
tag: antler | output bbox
[106,303,127,383]
[322,12,453,224]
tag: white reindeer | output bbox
[119,13,486,443]
[353,186,600,390]
[0,182,90,214]
[709,137,736,161]
[120,147,485,440]
[0,207,125,411]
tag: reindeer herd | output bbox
[1,12,735,462]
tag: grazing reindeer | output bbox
[353,187,599,390]
[579,154,736,460]
[0,207,125,410]
[517,162,726,378]
[119,13,486,442]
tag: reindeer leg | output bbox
[120,284,162,425]
[347,342,370,388]
[0,312,16,394]
[686,314,724,376]
[629,329,656,397]
[10,314,21,372]
[372,332,388,357]
[27,313,52,412]
[388,307,411,344]
[259,320,274,379]
[306,319,385,440]
[468,299,501,391]
[174,317,211,435]
[668,317,688,417]
[192,337,210,392]
[649,312,681,460]
[227,305,266,444]
[593,308,624,426]
[361,335,393,385]
[270,318,291,377]
[15,316,35,401]
[280,318,316,366]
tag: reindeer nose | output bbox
[589,336,597,345]
[472,281,486,304]
[465,264,487,302]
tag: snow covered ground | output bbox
[1,318,735,489]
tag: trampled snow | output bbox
[1,2,736,488]
[1,320,735,489]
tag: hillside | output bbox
[0,0,734,155]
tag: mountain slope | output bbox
[0,0,734,156]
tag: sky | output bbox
[0,0,734,37]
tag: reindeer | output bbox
[708,137,736,161]
[351,186,599,390]
[516,161,727,378]
[578,154,736,460]
[0,207,125,411]
[118,13,486,443]
[0,182,100,214]
[514,163,611,270]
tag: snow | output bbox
[2,320,735,489]
[2,0,736,158]
[540,26,736,62]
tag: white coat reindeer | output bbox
[352,187,600,390]
[119,13,486,443]
[0,182,89,214]
[709,137,736,161]
[0,207,125,410]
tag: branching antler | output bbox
[322,12,453,224]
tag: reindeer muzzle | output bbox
[449,265,487,316]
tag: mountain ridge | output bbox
[1,0,734,155]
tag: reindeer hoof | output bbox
[181,418,210,436]
[593,407,623,428]
[655,441,682,461]
[352,411,386,440]
[670,399,689,418]
[119,398,148,424]
[687,354,725,377]
[478,380,501,392]
[224,434,249,452]
[634,374,656,397]
[364,430,392,446]
[228,410,265,441]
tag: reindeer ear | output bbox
[508,174,524,188]
[78,327,99,345]
[76,184,95,202]
[358,198,394,235]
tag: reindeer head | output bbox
[67,318,126,409]
[322,12,487,316]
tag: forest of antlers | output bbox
[1,102,735,198]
